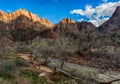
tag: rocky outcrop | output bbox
[98,6,120,31]
[27,54,120,84]
[54,23,78,33]
[54,18,95,33]
[48,58,120,84]
[60,18,75,24]
[54,18,77,33]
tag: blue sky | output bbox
[0,0,120,26]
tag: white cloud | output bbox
[70,1,120,27]
[70,5,95,19]
[78,18,84,22]
[89,18,109,27]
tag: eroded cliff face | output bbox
[60,18,75,24]
[0,9,54,29]
[54,18,95,33]
[0,9,39,22]
[54,18,78,33]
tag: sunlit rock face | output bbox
[0,9,54,30]
[54,18,78,33]
[54,18,95,33]
[60,18,75,24]
[39,18,54,27]
[0,9,39,22]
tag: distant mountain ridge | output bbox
[0,6,120,32]
[0,9,96,32]
[0,9,54,28]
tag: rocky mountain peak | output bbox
[98,6,120,31]
[0,9,54,27]
[0,9,38,22]
[60,18,75,24]
[112,6,120,17]
[54,19,95,33]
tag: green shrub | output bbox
[15,57,29,67]
[0,61,16,75]
[20,70,48,84]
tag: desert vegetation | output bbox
[0,27,120,84]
